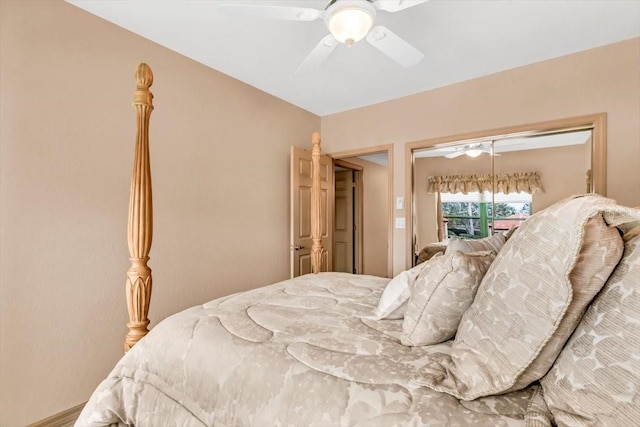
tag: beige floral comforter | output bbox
[77,273,541,427]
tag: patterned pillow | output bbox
[446,232,506,255]
[412,195,627,400]
[371,261,432,320]
[401,250,495,346]
[540,224,640,426]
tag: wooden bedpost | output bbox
[310,132,323,274]
[124,63,154,351]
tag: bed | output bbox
[77,64,640,426]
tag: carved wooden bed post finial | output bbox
[310,132,323,274]
[124,63,154,351]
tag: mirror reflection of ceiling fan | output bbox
[219,0,428,73]
[443,143,498,159]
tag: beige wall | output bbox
[321,37,640,274]
[0,1,320,425]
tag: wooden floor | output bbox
[26,402,85,427]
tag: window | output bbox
[441,191,532,239]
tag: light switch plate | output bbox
[396,197,405,210]
[395,217,406,229]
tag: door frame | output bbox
[334,159,363,275]
[329,144,394,278]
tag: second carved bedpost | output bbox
[124,63,154,351]
[310,132,323,274]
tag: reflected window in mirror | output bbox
[425,170,543,243]
[414,146,492,254]
[440,191,532,240]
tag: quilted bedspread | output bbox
[77,273,540,427]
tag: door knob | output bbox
[291,245,305,251]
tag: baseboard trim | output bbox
[26,402,86,427]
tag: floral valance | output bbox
[427,172,544,195]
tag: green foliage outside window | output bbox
[442,202,531,239]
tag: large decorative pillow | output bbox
[412,195,627,400]
[370,260,433,320]
[401,250,495,346]
[446,232,506,255]
[540,223,640,426]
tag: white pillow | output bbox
[370,258,437,320]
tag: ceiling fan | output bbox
[444,143,497,159]
[219,0,428,74]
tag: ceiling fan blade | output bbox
[296,34,339,75]
[444,151,465,159]
[218,4,322,21]
[478,146,502,156]
[366,26,424,67]
[373,0,429,13]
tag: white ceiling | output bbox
[67,0,640,116]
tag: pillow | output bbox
[445,232,506,255]
[370,259,435,320]
[416,241,447,264]
[540,223,640,426]
[524,386,554,427]
[504,224,520,240]
[401,250,495,347]
[412,195,626,400]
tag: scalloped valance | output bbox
[427,172,544,195]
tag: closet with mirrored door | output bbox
[406,114,606,267]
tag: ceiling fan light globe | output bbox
[326,1,376,45]
[465,149,483,158]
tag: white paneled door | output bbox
[290,146,334,277]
